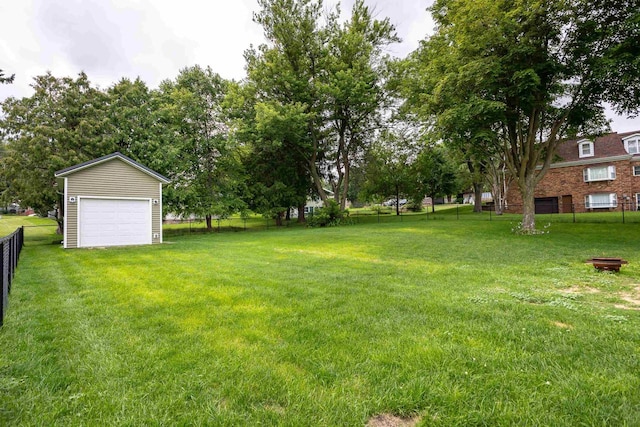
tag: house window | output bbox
[578,140,594,158]
[623,136,640,154]
[583,165,616,182]
[585,193,617,209]
[636,194,640,211]
[634,165,640,176]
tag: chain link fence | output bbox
[162,201,640,236]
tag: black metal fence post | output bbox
[0,227,24,327]
[622,199,625,224]
[572,204,576,223]
[1,241,5,327]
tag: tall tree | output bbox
[234,94,313,224]
[324,0,400,209]
[411,145,459,213]
[403,0,640,232]
[0,72,114,230]
[249,0,399,210]
[249,0,330,206]
[360,130,417,215]
[106,77,166,172]
[158,66,246,229]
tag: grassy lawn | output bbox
[0,215,59,244]
[1,218,640,425]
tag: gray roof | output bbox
[54,152,171,184]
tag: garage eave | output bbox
[54,152,171,184]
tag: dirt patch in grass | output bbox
[367,414,421,427]
[552,321,573,329]
[616,285,640,310]
[560,286,600,295]
[264,404,285,414]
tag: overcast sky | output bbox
[0,0,637,132]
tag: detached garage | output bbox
[55,152,170,249]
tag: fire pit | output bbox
[586,257,628,272]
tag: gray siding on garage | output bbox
[65,158,162,248]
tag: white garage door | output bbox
[79,198,152,247]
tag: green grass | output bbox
[163,214,309,236]
[0,215,59,245]
[2,218,640,425]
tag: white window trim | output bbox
[583,165,616,182]
[577,139,594,158]
[622,134,640,155]
[633,165,640,176]
[63,177,68,248]
[585,193,617,209]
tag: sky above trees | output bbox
[0,1,430,95]
[0,0,637,131]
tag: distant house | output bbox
[291,189,337,218]
[505,131,640,213]
[55,152,170,248]
[461,192,493,205]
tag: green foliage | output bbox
[306,199,350,227]
[105,78,166,172]
[403,201,423,212]
[237,99,312,222]
[0,72,115,217]
[401,0,640,232]
[247,0,328,207]
[410,145,460,210]
[359,130,417,215]
[157,66,247,226]
[248,0,400,210]
[0,69,14,84]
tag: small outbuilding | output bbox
[55,152,170,249]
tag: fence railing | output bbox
[162,202,640,236]
[1,227,24,326]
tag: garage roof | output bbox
[54,152,170,184]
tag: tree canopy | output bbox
[0,72,114,226]
[158,66,247,229]
[400,0,640,232]
[1,0,639,230]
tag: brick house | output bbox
[505,131,640,213]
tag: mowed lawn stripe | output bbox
[1,220,639,425]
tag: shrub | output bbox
[404,201,423,212]
[307,200,352,227]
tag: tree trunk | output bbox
[489,164,509,216]
[472,182,483,213]
[520,177,537,233]
[206,214,213,230]
[309,157,328,203]
[339,141,350,211]
[275,211,284,227]
[491,180,504,215]
[297,203,306,223]
[395,184,400,216]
